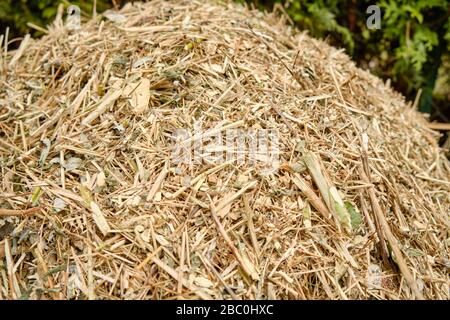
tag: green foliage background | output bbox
[1,0,449,120]
[0,0,112,37]
[247,0,450,118]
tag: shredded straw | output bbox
[0,0,448,300]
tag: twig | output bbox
[359,134,424,300]
[210,200,258,281]
[0,207,42,217]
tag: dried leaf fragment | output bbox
[124,78,151,115]
[90,201,111,236]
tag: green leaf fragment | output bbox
[31,187,43,205]
[334,200,352,233]
[406,248,424,257]
[44,263,68,280]
[345,201,363,231]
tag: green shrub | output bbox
[247,0,450,114]
[0,0,112,37]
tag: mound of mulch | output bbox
[0,0,448,300]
